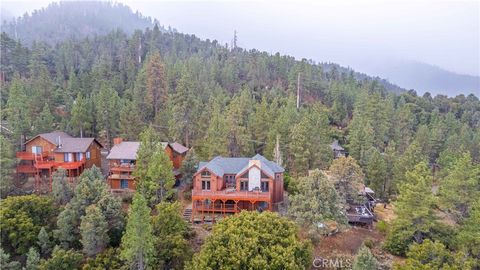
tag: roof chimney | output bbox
[113,137,123,145]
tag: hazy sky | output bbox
[2,0,479,77]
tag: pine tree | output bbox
[80,204,109,257]
[120,193,154,270]
[35,103,54,134]
[0,135,15,198]
[289,170,347,233]
[170,66,198,147]
[146,51,167,119]
[94,82,120,148]
[179,148,198,187]
[384,162,438,256]
[225,88,253,157]
[152,201,192,269]
[328,156,364,204]
[26,247,40,270]
[364,147,388,199]
[145,149,175,204]
[352,245,378,270]
[347,115,374,167]
[392,142,426,192]
[289,115,312,175]
[439,152,480,221]
[119,99,145,141]
[70,93,93,137]
[202,96,229,159]
[5,75,32,142]
[51,169,73,205]
[37,227,51,257]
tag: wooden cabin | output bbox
[346,186,377,227]
[191,154,285,223]
[106,138,188,192]
[330,140,347,159]
[16,131,103,191]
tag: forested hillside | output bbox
[1,2,479,270]
[1,1,156,46]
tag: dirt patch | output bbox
[314,226,384,257]
[375,204,396,223]
[190,224,212,252]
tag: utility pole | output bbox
[296,72,301,109]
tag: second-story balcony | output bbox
[16,151,48,160]
[110,163,136,173]
[192,188,271,201]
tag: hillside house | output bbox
[330,140,347,159]
[16,131,103,191]
[106,138,188,192]
[191,154,285,223]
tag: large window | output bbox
[202,179,211,190]
[240,181,248,191]
[120,179,129,189]
[64,153,71,162]
[86,151,91,160]
[76,152,83,161]
[31,146,42,154]
[261,181,269,192]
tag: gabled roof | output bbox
[330,140,345,151]
[197,154,284,177]
[107,142,141,160]
[26,131,72,145]
[54,138,102,153]
[169,142,189,154]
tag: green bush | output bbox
[376,220,388,234]
[364,238,374,249]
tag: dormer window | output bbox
[201,170,211,177]
[240,171,249,178]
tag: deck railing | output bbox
[16,151,48,160]
[192,189,270,199]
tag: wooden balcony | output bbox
[110,164,135,172]
[108,173,135,180]
[16,151,48,160]
[192,189,271,202]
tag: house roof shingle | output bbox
[54,138,100,153]
[197,154,284,177]
[26,131,72,145]
[106,142,141,160]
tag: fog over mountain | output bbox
[2,0,479,96]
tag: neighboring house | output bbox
[16,131,103,191]
[330,139,347,159]
[191,154,285,223]
[106,138,188,192]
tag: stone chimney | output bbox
[113,137,123,145]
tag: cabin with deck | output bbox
[330,140,347,159]
[16,131,102,191]
[106,138,188,192]
[191,154,284,223]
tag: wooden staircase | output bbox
[183,207,192,222]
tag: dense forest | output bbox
[0,2,479,270]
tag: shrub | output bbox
[376,220,388,234]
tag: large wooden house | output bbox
[106,138,189,192]
[191,154,285,223]
[16,131,102,191]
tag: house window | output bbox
[240,181,248,191]
[32,146,42,154]
[261,181,269,192]
[261,172,269,179]
[202,179,211,190]
[201,170,210,177]
[86,151,91,160]
[64,153,71,162]
[120,179,129,189]
[240,171,249,178]
[76,153,83,161]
